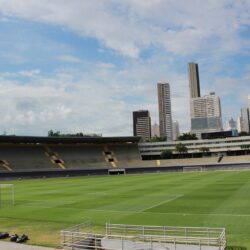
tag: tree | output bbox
[199,147,210,156]
[239,131,249,136]
[148,136,167,142]
[175,143,188,157]
[48,130,61,137]
[160,149,173,159]
[48,130,101,137]
[178,133,197,141]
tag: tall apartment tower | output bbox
[172,120,180,141]
[151,122,160,137]
[133,110,151,141]
[190,92,223,137]
[188,62,201,98]
[157,83,173,141]
[240,107,250,133]
[226,118,237,131]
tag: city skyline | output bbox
[0,1,249,136]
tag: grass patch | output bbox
[0,171,250,248]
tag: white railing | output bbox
[61,222,226,250]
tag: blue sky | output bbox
[0,0,249,136]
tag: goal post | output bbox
[0,184,15,208]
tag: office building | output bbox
[188,62,201,98]
[240,107,250,133]
[151,122,160,137]
[172,121,180,140]
[237,116,243,132]
[133,110,151,141]
[190,92,223,137]
[226,118,237,131]
[157,83,173,141]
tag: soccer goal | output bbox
[0,184,15,208]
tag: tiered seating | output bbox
[0,145,55,172]
[0,164,10,171]
[50,145,110,169]
[109,144,144,168]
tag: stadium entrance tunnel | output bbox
[61,221,226,250]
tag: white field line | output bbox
[139,195,184,212]
[17,203,250,217]
[89,209,250,217]
[20,199,76,203]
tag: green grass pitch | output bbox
[0,170,250,248]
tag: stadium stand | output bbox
[0,135,250,178]
[50,145,110,169]
[109,144,145,168]
[0,136,142,175]
[0,145,57,172]
[0,160,12,172]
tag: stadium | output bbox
[0,135,250,249]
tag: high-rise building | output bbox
[133,110,151,141]
[151,122,160,137]
[172,120,180,140]
[237,116,243,133]
[188,62,201,98]
[240,107,250,133]
[226,118,237,131]
[157,83,173,141]
[190,92,223,137]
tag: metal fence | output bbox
[61,221,226,250]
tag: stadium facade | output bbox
[139,135,250,157]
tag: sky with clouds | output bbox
[0,0,249,136]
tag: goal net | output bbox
[0,184,15,208]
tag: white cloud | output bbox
[19,69,40,77]
[0,1,249,136]
[0,55,192,136]
[57,55,82,63]
[0,0,249,57]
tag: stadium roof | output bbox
[0,135,141,144]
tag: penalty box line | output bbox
[139,195,184,212]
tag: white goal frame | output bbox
[0,184,15,208]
